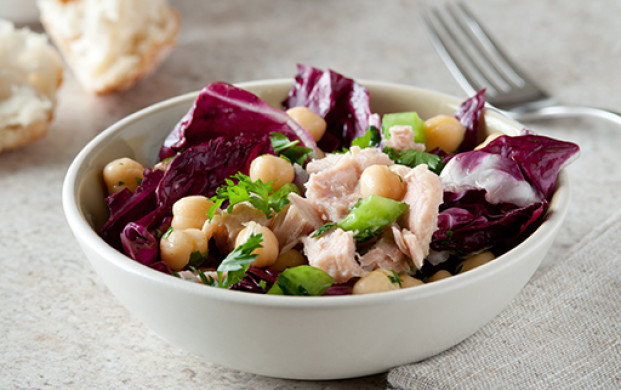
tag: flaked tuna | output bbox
[302,228,368,284]
[358,235,409,273]
[305,147,392,221]
[271,193,323,252]
[390,164,443,269]
[383,125,425,152]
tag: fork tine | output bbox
[422,2,547,102]
[424,4,511,96]
[451,3,534,90]
[420,8,481,96]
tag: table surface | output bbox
[2,0,620,388]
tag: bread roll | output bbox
[0,19,63,152]
[38,0,180,95]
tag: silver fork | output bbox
[421,2,621,125]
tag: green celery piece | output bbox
[266,283,284,295]
[338,195,408,233]
[381,112,425,144]
[276,265,334,296]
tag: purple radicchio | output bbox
[282,64,372,152]
[454,89,486,152]
[100,135,272,264]
[160,81,317,160]
[432,133,579,254]
[432,190,548,254]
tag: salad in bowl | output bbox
[97,64,579,296]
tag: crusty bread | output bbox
[0,20,63,153]
[38,0,180,95]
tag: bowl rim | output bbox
[62,78,571,310]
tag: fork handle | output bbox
[511,105,621,126]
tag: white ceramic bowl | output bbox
[62,80,570,380]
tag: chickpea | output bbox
[270,249,307,272]
[171,195,213,231]
[102,157,144,194]
[458,251,495,273]
[474,133,502,150]
[399,274,424,288]
[160,228,208,271]
[249,154,295,191]
[286,106,327,142]
[201,210,225,240]
[359,164,405,200]
[427,269,452,283]
[353,269,400,294]
[235,222,279,268]
[424,115,466,153]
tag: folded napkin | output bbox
[388,212,621,389]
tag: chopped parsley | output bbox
[215,233,263,289]
[383,146,446,175]
[351,126,381,149]
[387,270,402,286]
[207,173,299,220]
[270,132,313,166]
[161,226,174,240]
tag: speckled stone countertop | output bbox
[2,1,620,388]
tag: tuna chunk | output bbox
[271,193,323,252]
[392,227,426,270]
[384,125,425,152]
[358,235,409,273]
[302,228,368,284]
[390,164,443,269]
[305,146,392,221]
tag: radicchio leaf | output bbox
[454,89,486,152]
[431,189,548,254]
[101,135,272,259]
[479,133,580,199]
[160,82,317,160]
[283,64,372,152]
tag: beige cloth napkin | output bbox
[388,212,621,389]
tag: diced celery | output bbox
[381,112,425,144]
[275,265,334,296]
[338,195,409,233]
[266,283,284,295]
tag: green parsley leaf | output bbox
[383,146,446,175]
[311,222,337,238]
[387,270,402,286]
[268,183,300,213]
[217,233,262,273]
[216,233,263,288]
[438,229,453,245]
[351,126,381,149]
[162,226,174,240]
[207,173,298,220]
[187,250,208,268]
[188,266,219,286]
[270,132,313,166]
